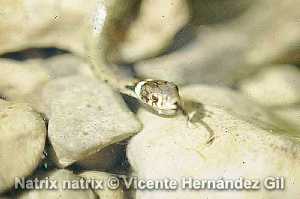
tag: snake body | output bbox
[87,1,184,117]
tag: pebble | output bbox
[239,65,300,107]
[127,86,300,199]
[0,100,46,193]
[0,59,49,101]
[80,171,125,199]
[43,76,141,167]
[18,170,97,199]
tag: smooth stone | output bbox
[41,54,94,79]
[0,0,98,55]
[273,106,300,133]
[0,59,49,101]
[43,76,141,167]
[134,0,300,86]
[239,65,300,107]
[0,100,46,193]
[76,143,125,171]
[181,85,285,131]
[117,0,189,63]
[21,55,93,113]
[127,85,300,199]
[80,171,125,199]
[0,56,89,114]
[18,170,97,199]
[135,30,250,86]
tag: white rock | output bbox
[0,59,49,100]
[0,100,46,193]
[273,106,300,133]
[117,0,189,62]
[127,86,300,199]
[0,0,97,55]
[1,0,175,65]
[135,30,250,86]
[239,65,300,106]
[2,0,156,62]
[80,171,125,199]
[181,85,284,131]
[41,54,94,79]
[134,0,300,86]
[243,0,300,66]
[76,143,125,171]
[18,170,97,199]
[43,76,141,167]
[0,56,92,114]
[32,54,94,113]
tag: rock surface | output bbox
[80,171,125,199]
[117,0,189,63]
[76,143,125,171]
[135,30,250,86]
[41,54,93,79]
[127,86,300,199]
[18,170,97,199]
[0,0,97,55]
[273,106,300,133]
[0,0,188,65]
[0,55,94,113]
[0,59,49,101]
[181,85,285,131]
[134,0,300,86]
[239,65,300,107]
[0,100,46,193]
[43,76,141,167]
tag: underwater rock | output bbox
[117,0,189,63]
[189,0,253,25]
[80,171,125,199]
[239,65,300,107]
[0,0,189,66]
[0,56,92,113]
[18,170,97,199]
[127,86,300,199]
[0,100,46,193]
[0,59,49,101]
[243,0,300,66]
[29,55,94,113]
[76,143,125,171]
[273,106,300,133]
[41,54,93,79]
[134,0,300,86]
[181,85,285,131]
[0,0,97,55]
[134,30,252,86]
[43,75,141,167]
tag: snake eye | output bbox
[151,95,158,102]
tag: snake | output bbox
[86,0,185,117]
[87,1,215,146]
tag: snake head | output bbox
[134,79,181,116]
